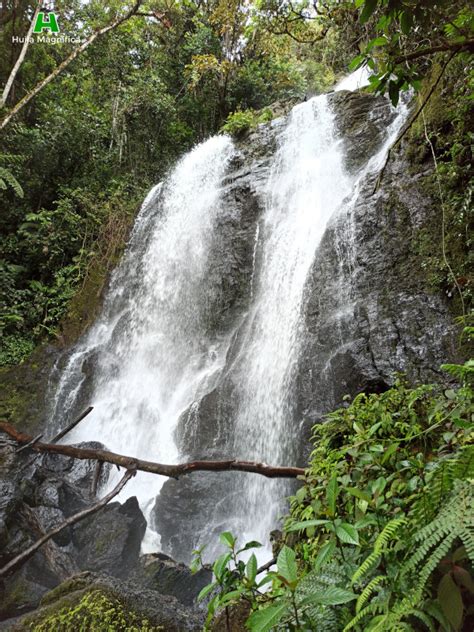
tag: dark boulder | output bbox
[72,496,146,578]
[131,552,212,607]
[0,571,205,631]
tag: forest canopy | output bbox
[1,0,473,365]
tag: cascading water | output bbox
[227,96,352,546]
[49,75,409,560]
[49,135,235,550]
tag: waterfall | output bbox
[226,96,352,546]
[49,79,408,560]
[50,135,235,550]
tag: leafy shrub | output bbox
[198,366,474,631]
[220,108,273,137]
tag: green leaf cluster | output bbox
[199,368,473,631]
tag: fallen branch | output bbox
[0,422,305,479]
[50,406,94,444]
[257,557,276,575]
[0,469,134,578]
[16,432,43,454]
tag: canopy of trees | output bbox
[0,1,472,365]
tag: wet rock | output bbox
[329,90,396,172]
[131,552,212,607]
[0,571,205,631]
[72,496,146,578]
[154,472,232,564]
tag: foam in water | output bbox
[50,135,235,550]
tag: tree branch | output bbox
[0,1,144,131]
[1,3,41,108]
[0,422,305,479]
[50,406,94,444]
[393,38,474,64]
[0,468,134,578]
[372,50,456,195]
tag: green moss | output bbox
[404,55,473,317]
[0,576,31,613]
[25,589,164,632]
[0,344,56,431]
[59,205,135,346]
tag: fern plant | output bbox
[404,480,474,590]
[0,154,24,197]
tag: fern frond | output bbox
[459,526,474,561]
[351,552,380,585]
[352,518,406,585]
[373,518,407,553]
[410,609,436,631]
[343,601,387,631]
[356,576,385,614]
[414,447,474,523]
[0,167,24,198]
[406,480,474,583]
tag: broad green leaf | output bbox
[388,81,400,106]
[400,11,413,35]
[381,442,398,463]
[366,36,387,51]
[219,589,244,605]
[295,486,307,504]
[327,472,339,517]
[197,582,215,601]
[349,54,365,71]
[336,523,360,545]
[360,0,378,24]
[246,553,258,583]
[257,572,277,588]
[438,573,463,630]
[286,519,330,532]
[213,552,231,581]
[246,603,288,632]
[298,586,357,607]
[219,531,236,549]
[345,487,371,503]
[237,540,262,554]
[313,540,336,571]
[277,546,298,585]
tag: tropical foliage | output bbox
[195,362,474,631]
[1,1,472,365]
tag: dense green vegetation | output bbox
[195,361,473,631]
[1,0,472,365]
[0,2,472,631]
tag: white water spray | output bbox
[50,135,235,550]
[227,96,352,548]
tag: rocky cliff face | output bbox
[155,90,459,562]
[0,89,462,623]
